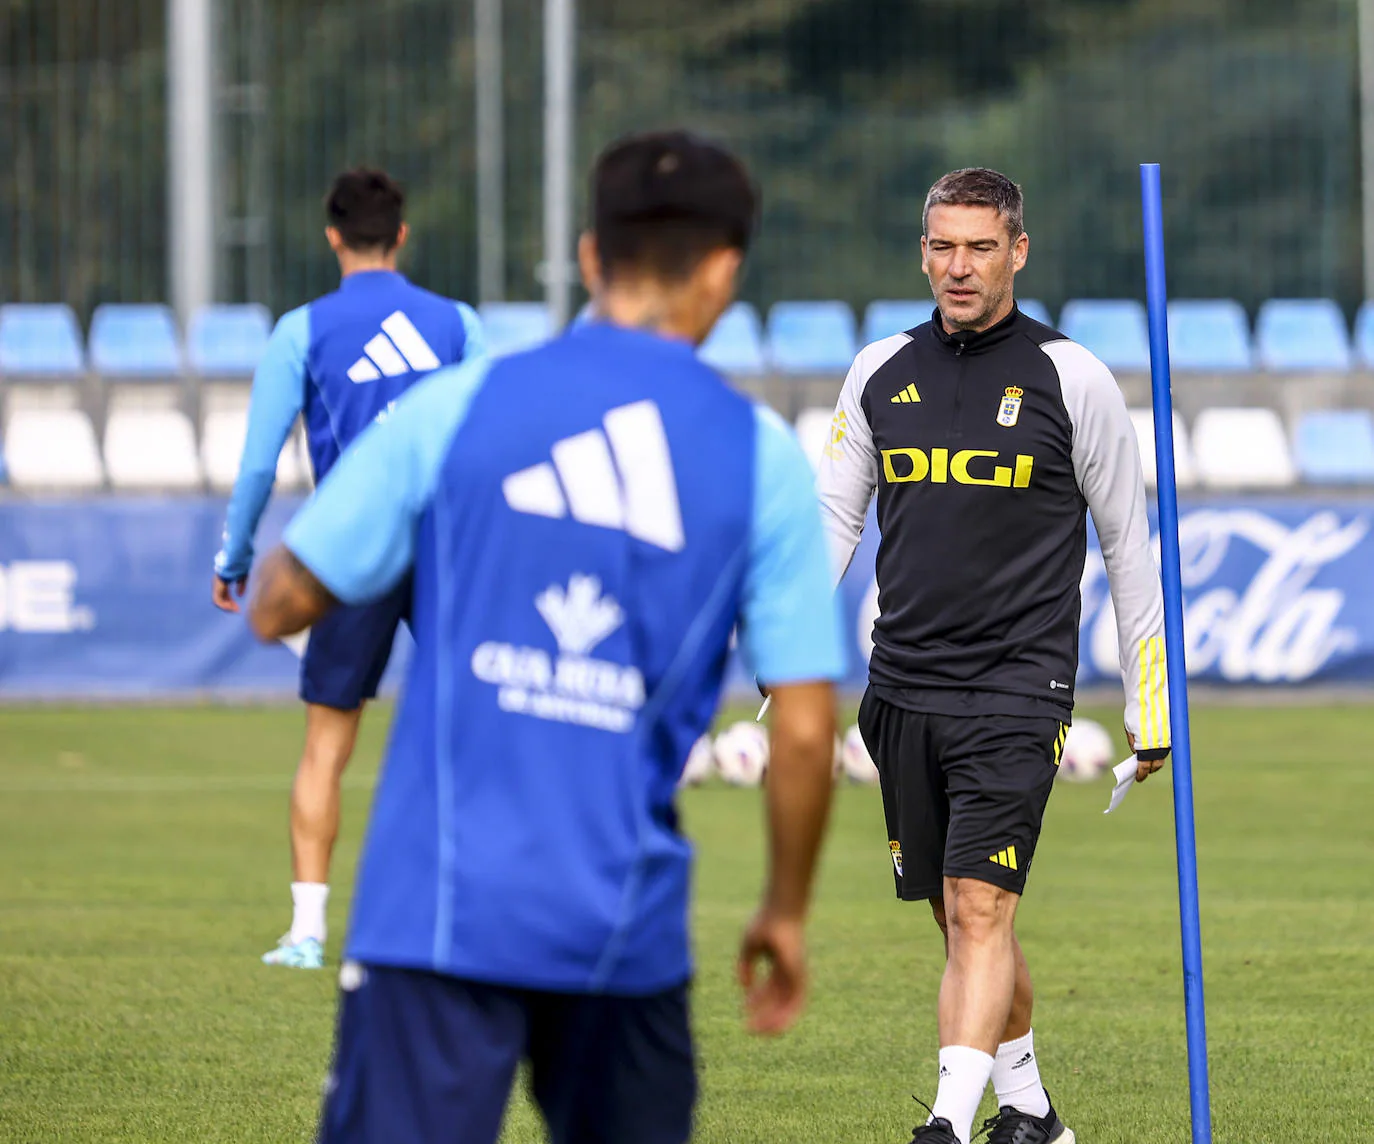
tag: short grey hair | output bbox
[922,168,1024,238]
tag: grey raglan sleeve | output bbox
[815,335,907,586]
[1044,340,1170,753]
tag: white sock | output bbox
[930,1045,995,1143]
[289,882,329,945]
[993,1030,1051,1118]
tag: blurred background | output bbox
[0,0,1372,699]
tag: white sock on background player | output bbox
[289,882,329,945]
[992,1030,1051,1118]
[930,1045,995,1143]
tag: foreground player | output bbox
[818,169,1171,1144]
[247,130,843,1144]
[213,168,484,969]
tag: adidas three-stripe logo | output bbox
[891,382,920,403]
[347,311,442,383]
[502,400,685,552]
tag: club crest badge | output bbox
[889,840,904,877]
[996,386,1024,428]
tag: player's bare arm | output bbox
[738,679,837,1036]
[248,547,337,641]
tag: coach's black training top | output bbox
[818,304,1169,749]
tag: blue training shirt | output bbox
[285,322,845,995]
[214,269,484,581]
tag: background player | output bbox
[212,168,485,969]
[818,168,1171,1144]
[246,129,843,1144]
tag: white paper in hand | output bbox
[1105,757,1139,814]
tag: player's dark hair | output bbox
[923,167,1024,238]
[591,130,757,283]
[325,168,405,252]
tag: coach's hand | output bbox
[213,574,247,614]
[737,909,807,1037]
[1126,732,1171,783]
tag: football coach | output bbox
[816,168,1171,1144]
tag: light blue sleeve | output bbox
[456,301,487,362]
[739,406,848,686]
[214,306,309,581]
[283,356,493,605]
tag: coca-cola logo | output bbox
[1080,509,1370,683]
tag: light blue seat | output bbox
[0,304,85,377]
[1255,299,1351,371]
[700,302,766,375]
[1353,301,1374,368]
[862,300,928,345]
[89,304,183,378]
[188,304,273,375]
[1059,300,1150,371]
[1293,410,1374,483]
[766,301,857,374]
[1017,299,1053,327]
[478,302,553,358]
[1166,299,1252,371]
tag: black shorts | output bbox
[299,577,411,710]
[319,964,696,1144]
[857,688,1065,900]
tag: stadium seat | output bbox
[202,401,311,492]
[103,404,203,490]
[89,304,184,378]
[862,300,928,345]
[188,304,273,376]
[766,301,857,374]
[1191,407,1297,489]
[1167,299,1252,371]
[1058,300,1150,371]
[1293,410,1374,484]
[1017,299,1054,327]
[478,302,553,358]
[1255,299,1351,371]
[700,302,767,375]
[2,406,104,490]
[0,304,85,376]
[1354,301,1374,368]
[793,407,835,473]
[1127,408,1198,489]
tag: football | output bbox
[678,734,715,787]
[840,724,880,784]
[713,721,769,787]
[1058,718,1114,782]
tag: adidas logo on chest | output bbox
[347,310,442,382]
[502,399,685,552]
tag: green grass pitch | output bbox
[1,703,1372,1142]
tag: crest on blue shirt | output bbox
[535,575,624,656]
[996,386,1024,428]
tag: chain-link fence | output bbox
[0,0,1363,320]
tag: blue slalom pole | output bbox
[1140,163,1212,1143]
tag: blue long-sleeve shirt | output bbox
[214,270,484,581]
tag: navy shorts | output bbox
[317,964,696,1144]
[299,578,411,710]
